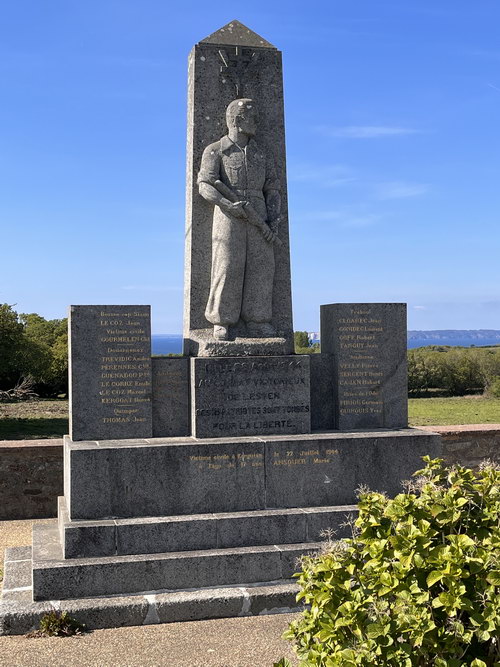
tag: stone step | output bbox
[32,523,323,601]
[1,547,302,636]
[58,496,358,558]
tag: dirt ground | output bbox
[0,400,68,419]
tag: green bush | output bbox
[0,304,68,396]
[27,610,86,637]
[284,458,500,666]
[487,377,500,399]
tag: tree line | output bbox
[0,304,68,396]
[408,344,500,397]
[294,331,500,398]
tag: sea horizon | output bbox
[151,330,500,355]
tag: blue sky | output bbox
[1,1,499,333]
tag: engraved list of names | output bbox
[69,305,153,441]
[321,303,407,431]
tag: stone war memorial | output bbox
[0,20,441,634]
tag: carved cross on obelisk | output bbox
[218,46,257,97]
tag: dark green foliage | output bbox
[285,458,500,666]
[488,377,500,398]
[408,346,500,397]
[295,331,310,350]
[0,304,68,396]
[294,331,320,355]
[0,304,25,387]
[27,611,86,638]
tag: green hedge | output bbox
[282,458,500,666]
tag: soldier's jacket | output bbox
[197,135,279,200]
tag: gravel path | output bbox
[0,519,299,666]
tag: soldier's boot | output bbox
[213,325,229,340]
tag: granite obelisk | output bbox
[183,20,293,356]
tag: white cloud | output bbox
[317,125,419,139]
[413,305,427,311]
[375,181,429,200]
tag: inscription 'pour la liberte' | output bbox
[191,356,311,438]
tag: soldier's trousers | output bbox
[205,206,275,327]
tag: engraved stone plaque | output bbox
[321,303,407,430]
[69,305,153,441]
[191,355,311,438]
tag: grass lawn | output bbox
[1,397,499,439]
[408,396,500,426]
[0,399,69,439]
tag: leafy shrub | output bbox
[27,611,86,638]
[487,377,500,399]
[0,304,68,396]
[284,458,500,666]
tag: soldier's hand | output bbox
[262,226,275,242]
[268,217,280,235]
[228,201,248,219]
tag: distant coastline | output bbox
[407,330,500,349]
[151,331,500,354]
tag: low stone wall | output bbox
[0,439,63,520]
[0,427,499,521]
[420,424,500,469]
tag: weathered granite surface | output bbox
[69,305,152,441]
[183,21,293,355]
[190,355,311,438]
[63,429,440,520]
[0,440,63,520]
[0,544,302,635]
[321,303,408,430]
[58,494,356,558]
[31,523,320,601]
[309,353,335,430]
[151,357,190,436]
[201,19,276,48]
[188,330,293,357]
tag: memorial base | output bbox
[0,428,441,634]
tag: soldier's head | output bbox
[226,99,258,137]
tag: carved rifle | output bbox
[213,179,282,246]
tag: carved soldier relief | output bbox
[197,99,281,341]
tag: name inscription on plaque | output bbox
[188,445,339,471]
[321,302,407,430]
[337,307,384,419]
[97,309,152,426]
[69,305,153,440]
